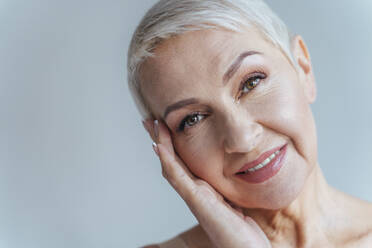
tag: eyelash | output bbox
[177,112,207,132]
[237,71,266,99]
[177,71,267,132]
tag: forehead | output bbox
[140,27,277,117]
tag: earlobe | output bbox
[291,35,317,103]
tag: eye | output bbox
[238,72,266,98]
[177,112,206,132]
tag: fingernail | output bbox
[152,142,159,156]
[154,120,159,138]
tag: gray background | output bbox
[1,0,371,247]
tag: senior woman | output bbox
[127,0,372,247]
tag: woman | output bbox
[127,0,372,247]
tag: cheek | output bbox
[254,79,317,162]
[173,128,222,180]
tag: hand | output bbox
[143,119,271,248]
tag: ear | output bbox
[291,35,317,103]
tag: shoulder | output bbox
[140,224,213,248]
[140,235,186,248]
[178,224,213,247]
[341,198,372,247]
[344,230,372,248]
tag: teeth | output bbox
[262,157,271,166]
[243,149,281,174]
[255,163,264,170]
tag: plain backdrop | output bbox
[1,0,371,247]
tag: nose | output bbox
[222,112,263,154]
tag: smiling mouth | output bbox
[236,144,286,175]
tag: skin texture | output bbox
[140,27,372,247]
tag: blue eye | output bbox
[239,72,266,97]
[177,113,206,132]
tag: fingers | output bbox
[157,143,196,198]
[143,119,175,153]
[154,120,175,154]
[142,118,196,199]
[142,119,156,142]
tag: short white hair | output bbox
[127,0,296,119]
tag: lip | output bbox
[235,143,288,184]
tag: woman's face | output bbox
[140,27,318,209]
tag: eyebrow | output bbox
[163,50,261,120]
[163,98,199,119]
[223,50,262,84]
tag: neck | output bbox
[242,164,338,247]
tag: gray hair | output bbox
[127,0,296,119]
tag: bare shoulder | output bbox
[345,230,372,248]
[362,231,372,244]
[178,224,214,248]
[342,197,372,247]
[140,224,213,248]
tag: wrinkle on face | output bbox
[140,27,318,211]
